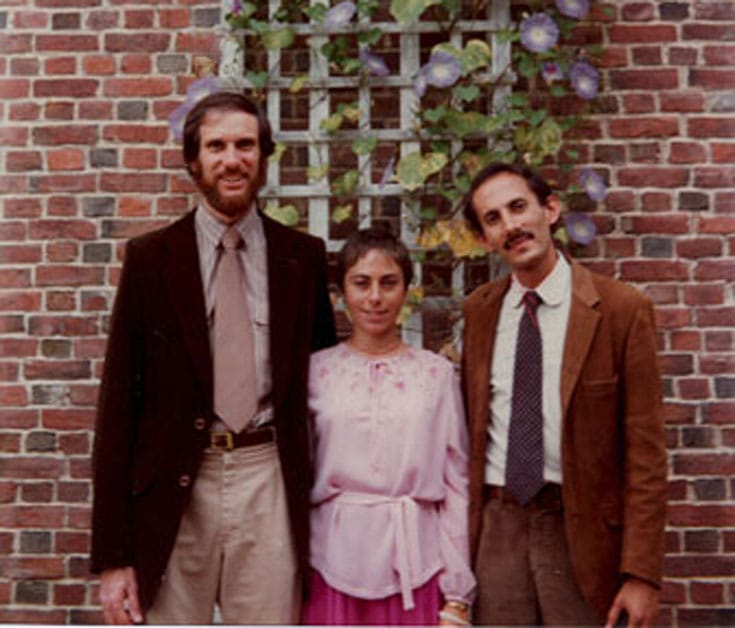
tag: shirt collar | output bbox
[508,252,570,308]
[195,202,260,249]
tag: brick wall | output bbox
[0,0,733,624]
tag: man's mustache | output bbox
[504,230,534,250]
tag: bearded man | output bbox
[90,92,336,624]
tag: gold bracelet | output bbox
[444,600,470,614]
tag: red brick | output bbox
[695,2,735,19]
[712,142,735,163]
[603,237,636,258]
[42,409,96,430]
[618,168,689,187]
[58,433,90,456]
[691,582,724,604]
[0,269,31,289]
[697,307,735,327]
[679,379,710,400]
[175,32,219,54]
[622,215,690,234]
[0,554,65,577]
[659,354,694,375]
[670,141,706,164]
[620,260,690,282]
[684,284,725,305]
[641,192,672,212]
[29,220,96,241]
[100,173,167,193]
[47,149,85,171]
[609,24,677,43]
[609,117,679,138]
[79,100,114,119]
[28,315,98,336]
[714,191,735,213]
[32,125,97,145]
[53,583,86,606]
[87,10,120,30]
[34,79,98,98]
[69,383,99,405]
[668,46,698,65]
[0,409,38,429]
[103,124,169,144]
[44,56,77,75]
[46,291,76,311]
[45,101,74,120]
[701,354,735,375]
[6,150,42,172]
[622,93,655,114]
[82,54,116,75]
[35,266,105,287]
[160,8,190,28]
[688,118,735,138]
[705,331,733,352]
[9,102,42,121]
[661,91,705,112]
[36,34,98,52]
[632,46,662,65]
[74,338,108,359]
[105,32,169,52]
[672,455,735,477]
[124,9,155,28]
[645,284,678,305]
[55,531,89,554]
[683,24,735,40]
[25,360,91,380]
[0,33,33,53]
[0,79,31,99]
[119,197,152,217]
[0,457,64,480]
[610,68,678,90]
[694,260,735,281]
[103,77,172,97]
[0,126,29,146]
[46,241,79,262]
[0,245,41,264]
[698,216,735,233]
[121,54,153,75]
[676,238,723,258]
[671,330,701,351]
[690,69,735,89]
[704,45,735,65]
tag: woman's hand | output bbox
[438,600,470,626]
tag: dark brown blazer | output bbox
[90,210,336,610]
[462,260,667,621]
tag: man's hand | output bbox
[605,577,659,628]
[100,567,144,625]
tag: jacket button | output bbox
[178,474,191,488]
[194,417,206,430]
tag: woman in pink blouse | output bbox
[301,226,475,626]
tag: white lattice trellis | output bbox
[219,1,511,346]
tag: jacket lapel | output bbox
[162,211,213,403]
[560,262,601,416]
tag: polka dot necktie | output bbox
[505,291,545,506]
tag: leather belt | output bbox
[209,425,275,451]
[483,482,562,510]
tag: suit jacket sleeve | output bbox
[619,296,667,586]
[90,238,145,573]
[311,237,337,352]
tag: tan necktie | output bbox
[213,226,257,433]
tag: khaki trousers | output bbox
[474,484,598,626]
[146,442,300,625]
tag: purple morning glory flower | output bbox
[579,168,607,202]
[360,50,390,77]
[555,0,590,20]
[542,61,564,83]
[379,156,395,189]
[569,60,599,99]
[564,212,597,246]
[231,0,243,14]
[519,13,559,53]
[325,1,356,28]
[186,76,221,102]
[423,50,462,88]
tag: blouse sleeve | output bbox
[436,364,477,604]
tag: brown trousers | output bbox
[474,484,599,626]
[146,442,300,625]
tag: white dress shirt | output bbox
[195,204,272,428]
[485,253,572,486]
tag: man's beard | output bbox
[194,168,263,217]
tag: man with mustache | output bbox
[461,163,667,626]
[90,92,336,624]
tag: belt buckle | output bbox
[210,431,234,451]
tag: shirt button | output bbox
[178,474,191,488]
[193,417,206,430]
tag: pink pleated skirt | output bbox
[302,569,441,626]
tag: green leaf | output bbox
[396,152,425,191]
[331,204,354,223]
[338,102,361,123]
[453,83,480,102]
[270,142,286,163]
[460,39,491,75]
[352,136,377,156]
[550,84,567,97]
[390,0,441,24]
[320,112,344,133]
[528,109,548,128]
[307,164,329,181]
[357,27,383,46]
[432,42,461,59]
[240,2,257,19]
[289,75,309,93]
[261,27,294,50]
[342,58,362,74]
[332,169,359,195]
[264,203,300,227]
[497,27,517,44]
[303,3,328,22]
[508,93,529,107]
[444,110,494,137]
[419,152,448,180]
[423,105,448,124]
[245,71,269,89]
